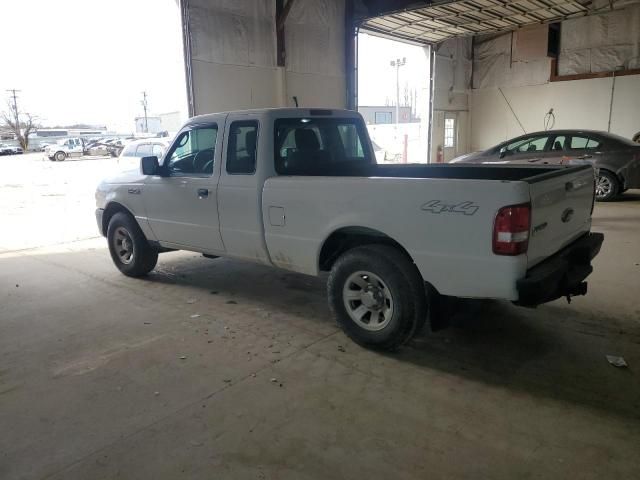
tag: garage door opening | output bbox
[357,33,431,164]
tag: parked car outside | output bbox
[0,143,13,156]
[451,130,640,201]
[117,139,169,171]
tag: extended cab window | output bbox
[165,126,218,176]
[274,117,371,175]
[227,121,258,174]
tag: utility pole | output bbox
[141,91,148,133]
[6,89,20,123]
[389,58,406,124]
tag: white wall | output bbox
[184,0,346,116]
[470,74,640,150]
[468,3,640,151]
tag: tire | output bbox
[54,151,66,162]
[327,245,428,351]
[595,170,619,201]
[107,212,158,277]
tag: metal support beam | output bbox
[345,0,358,110]
[276,0,296,66]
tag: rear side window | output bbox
[135,143,152,156]
[151,144,164,157]
[226,121,258,174]
[121,144,137,157]
[274,117,371,175]
[570,136,601,150]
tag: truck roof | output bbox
[186,108,361,127]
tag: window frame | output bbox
[225,120,259,176]
[162,122,219,178]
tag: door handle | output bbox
[577,155,592,160]
[197,188,209,199]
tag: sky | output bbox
[357,33,431,119]
[0,0,187,132]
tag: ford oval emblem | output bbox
[561,208,574,223]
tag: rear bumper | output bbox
[515,232,604,306]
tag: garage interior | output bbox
[2,0,640,479]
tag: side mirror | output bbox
[499,148,507,159]
[141,156,161,175]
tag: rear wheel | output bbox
[327,245,427,351]
[54,151,66,162]
[107,212,158,277]
[595,170,619,201]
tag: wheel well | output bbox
[598,168,623,187]
[318,227,413,272]
[102,202,133,236]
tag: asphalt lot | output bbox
[0,153,121,252]
[1,153,640,479]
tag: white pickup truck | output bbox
[45,137,85,161]
[95,108,603,350]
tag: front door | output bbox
[142,121,225,253]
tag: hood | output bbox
[101,168,146,185]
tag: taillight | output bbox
[493,204,531,256]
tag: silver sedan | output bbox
[451,130,640,201]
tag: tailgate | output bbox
[527,167,594,268]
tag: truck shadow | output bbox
[147,253,640,422]
[402,298,640,420]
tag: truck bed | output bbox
[292,161,591,182]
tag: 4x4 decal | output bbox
[421,200,479,216]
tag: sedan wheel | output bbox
[595,171,619,202]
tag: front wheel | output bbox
[107,212,158,277]
[54,151,66,162]
[595,170,619,201]
[327,245,428,351]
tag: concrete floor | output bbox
[1,154,640,479]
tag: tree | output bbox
[1,99,38,151]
